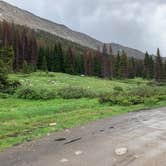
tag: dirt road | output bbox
[1,107,166,166]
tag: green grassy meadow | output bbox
[0,72,166,151]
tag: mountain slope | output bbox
[0,0,145,58]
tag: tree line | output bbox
[0,20,166,82]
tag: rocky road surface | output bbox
[1,107,166,166]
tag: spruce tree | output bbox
[57,43,64,72]
[93,53,101,77]
[0,46,14,72]
[0,59,8,87]
[120,50,128,78]
[41,55,48,72]
[115,51,120,78]
[101,44,108,78]
[128,57,135,79]
[143,52,150,79]
[155,48,164,82]
[149,56,154,79]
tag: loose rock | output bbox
[115,147,128,156]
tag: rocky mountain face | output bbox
[0,0,145,59]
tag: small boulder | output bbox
[115,147,128,156]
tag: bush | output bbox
[113,86,123,92]
[15,87,56,100]
[58,86,96,99]
[156,95,166,101]
[0,92,10,99]
[128,96,144,105]
[99,95,144,106]
[0,60,8,86]
[128,86,159,97]
[0,80,21,94]
[144,97,159,106]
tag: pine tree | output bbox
[163,60,166,81]
[101,44,107,78]
[109,44,115,79]
[85,49,93,76]
[128,57,135,78]
[149,56,154,79]
[115,51,121,78]
[155,48,164,82]
[143,51,150,79]
[0,59,8,86]
[37,47,44,70]
[120,50,128,78]
[93,49,102,77]
[0,46,14,72]
[64,47,75,74]
[58,43,64,72]
[41,55,48,72]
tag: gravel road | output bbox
[1,107,166,166]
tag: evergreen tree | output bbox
[41,55,48,72]
[37,47,44,70]
[0,46,14,72]
[93,49,102,77]
[0,59,8,86]
[57,43,64,72]
[101,44,107,78]
[149,56,154,79]
[143,51,150,79]
[115,51,121,78]
[128,57,135,78]
[85,49,93,76]
[64,47,75,74]
[155,48,164,82]
[163,61,166,81]
[120,50,128,78]
[109,44,115,79]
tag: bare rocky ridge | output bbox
[0,0,145,58]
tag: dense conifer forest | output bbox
[0,20,166,82]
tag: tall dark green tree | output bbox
[128,57,135,78]
[0,46,14,72]
[143,51,150,79]
[149,56,154,79]
[41,55,48,72]
[93,49,102,77]
[0,59,8,86]
[155,48,164,82]
[64,47,75,74]
[115,51,121,78]
[57,43,64,72]
[120,50,128,78]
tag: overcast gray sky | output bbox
[4,0,166,56]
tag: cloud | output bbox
[3,0,166,56]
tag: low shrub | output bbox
[0,80,21,94]
[128,96,144,105]
[15,87,56,100]
[113,86,123,92]
[144,97,159,106]
[99,94,146,106]
[57,86,96,99]
[156,95,166,101]
[0,93,10,99]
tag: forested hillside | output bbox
[0,20,166,82]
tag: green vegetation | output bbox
[0,72,166,151]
